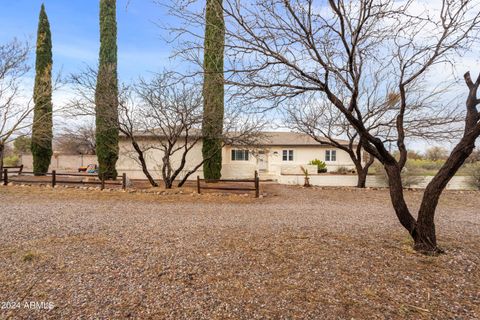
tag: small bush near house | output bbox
[309,159,327,173]
[336,166,350,174]
[467,162,480,190]
[300,166,311,187]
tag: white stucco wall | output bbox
[278,175,473,190]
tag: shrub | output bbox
[408,159,444,171]
[309,159,327,173]
[336,166,350,174]
[3,155,20,166]
[467,162,480,190]
[300,166,311,187]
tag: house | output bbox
[116,131,358,180]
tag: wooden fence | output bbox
[197,171,260,198]
[2,169,127,190]
[0,165,24,181]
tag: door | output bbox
[257,151,268,172]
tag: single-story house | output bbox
[116,131,359,180]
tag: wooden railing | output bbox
[2,169,127,190]
[197,171,260,198]
[1,165,24,182]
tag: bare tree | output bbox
[69,68,265,188]
[129,74,204,188]
[187,0,480,254]
[0,39,31,179]
[55,121,96,155]
[285,82,461,187]
[120,73,265,188]
[425,146,449,161]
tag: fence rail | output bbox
[1,165,23,182]
[2,168,127,190]
[197,171,260,198]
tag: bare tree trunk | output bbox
[384,164,418,236]
[164,178,173,189]
[414,133,477,252]
[353,153,373,188]
[356,168,367,188]
[0,143,4,181]
[130,139,158,187]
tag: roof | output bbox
[121,130,350,147]
[257,131,349,147]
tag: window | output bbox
[231,149,249,161]
[282,150,294,161]
[325,150,337,162]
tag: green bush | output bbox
[408,159,444,171]
[3,155,20,166]
[309,159,327,173]
[467,162,480,190]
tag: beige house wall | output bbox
[243,145,355,176]
[117,139,357,180]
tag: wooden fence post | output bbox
[52,170,56,188]
[101,175,105,190]
[255,170,259,198]
[3,169,7,186]
[197,176,201,194]
[19,165,24,175]
[122,173,127,190]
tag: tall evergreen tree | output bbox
[202,0,225,179]
[31,4,53,175]
[95,0,119,180]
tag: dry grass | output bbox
[0,184,479,319]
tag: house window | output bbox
[282,150,294,161]
[231,149,249,161]
[325,150,337,162]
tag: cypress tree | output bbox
[31,4,53,175]
[95,0,119,180]
[202,0,225,179]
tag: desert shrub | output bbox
[408,159,444,171]
[309,159,327,173]
[3,155,20,166]
[336,166,350,174]
[425,146,449,161]
[300,166,311,187]
[467,162,480,190]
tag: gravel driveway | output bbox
[1,185,479,319]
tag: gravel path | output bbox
[0,185,479,319]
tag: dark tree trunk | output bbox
[384,164,418,236]
[356,168,367,188]
[353,153,373,188]
[130,139,158,187]
[414,130,478,253]
[0,143,4,181]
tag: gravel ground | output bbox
[0,184,479,319]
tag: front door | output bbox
[257,151,268,172]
